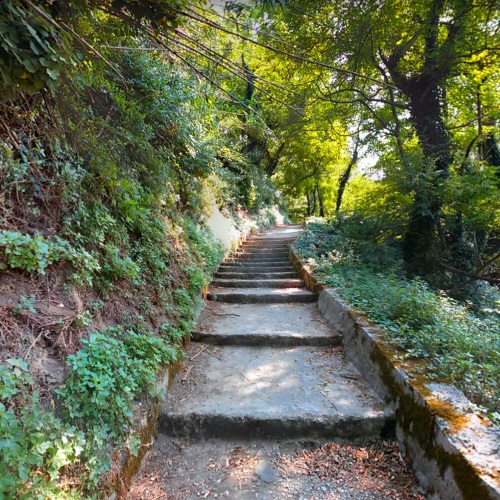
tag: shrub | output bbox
[0,359,85,498]
[0,231,99,279]
[56,327,181,485]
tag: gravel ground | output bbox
[127,435,425,499]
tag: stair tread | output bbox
[159,345,393,439]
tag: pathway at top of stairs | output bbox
[127,225,424,499]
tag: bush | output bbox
[0,231,98,277]
[56,327,181,485]
[0,359,85,499]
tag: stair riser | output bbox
[158,413,395,441]
[246,238,296,244]
[223,262,292,268]
[211,280,304,288]
[207,293,317,304]
[215,272,298,279]
[239,246,289,253]
[218,265,295,272]
[220,261,291,266]
[227,254,289,261]
[191,332,342,347]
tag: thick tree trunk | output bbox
[402,76,452,269]
[409,77,452,176]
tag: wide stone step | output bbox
[218,264,295,273]
[211,279,304,288]
[219,260,293,270]
[207,287,317,303]
[242,239,290,245]
[246,237,297,244]
[222,259,292,266]
[159,345,394,440]
[215,271,298,279]
[193,303,342,347]
[239,245,289,253]
[192,331,341,346]
[228,252,290,261]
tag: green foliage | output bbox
[0,1,73,92]
[0,231,98,278]
[0,4,287,496]
[296,220,500,421]
[56,327,181,485]
[57,328,179,435]
[0,359,85,499]
[183,218,225,281]
[12,295,37,315]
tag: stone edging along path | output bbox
[290,246,500,500]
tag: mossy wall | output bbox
[291,246,500,500]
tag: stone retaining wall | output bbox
[290,247,500,500]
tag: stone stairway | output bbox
[207,233,316,304]
[131,226,417,499]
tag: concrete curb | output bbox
[290,246,500,500]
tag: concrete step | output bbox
[193,303,342,347]
[192,331,341,346]
[241,240,290,247]
[218,265,297,277]
[224,259,291,266]
[211,279,305,288]
[239,245,289,253]
[215,271,298,279]
[207,287,317,304]
[247,237,297,244]
[159,345,394,440]
[219,261,293,272]
[227,252,290,261]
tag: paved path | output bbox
[128,226,423,499]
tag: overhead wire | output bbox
[174,28,306,99]
[190,4,303,53]
[143,27,268,121]
[167,34,305,117]
[169,5,397,90]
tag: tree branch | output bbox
[170,6,398,90]
[441,251,500,289]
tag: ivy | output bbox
[0,231,99,279]
[56,327,182,485]
[0,1,74,92]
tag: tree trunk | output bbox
[483,132,500,178]
[242,55,256,107]
[317,183,325,217]
[311,189,317,216]
[266,142,286,176]
[336,146,358,212]
[402,75,452,269]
